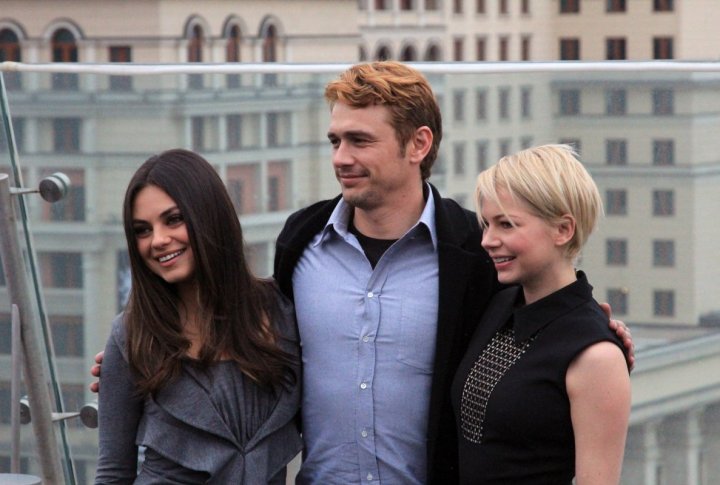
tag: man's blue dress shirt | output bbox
[293,189,439,484]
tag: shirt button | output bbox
[367,291,374,298]
[362,335,369,342]
[360,382,367,389]
[367,473,373,481]
[361,429,368,438]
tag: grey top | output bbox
[95,289,302,484]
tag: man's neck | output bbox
[352,184,427,240]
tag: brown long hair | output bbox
[122,149,293,395]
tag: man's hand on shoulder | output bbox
[89,351,104,393]
[599,302,635,371]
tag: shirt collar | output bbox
[314,182,438,249]
[512,271,594,343]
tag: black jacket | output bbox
[273,184,499,483]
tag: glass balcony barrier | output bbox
[1,61,720,484]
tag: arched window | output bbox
[376,45,391,61]
[226,25,241,62]
[187,24,204,89]
[0,29,21,90]
[424,44,441,61]
[52,28,78,90]
[262,24,278,86]
[226,25,242,88]
[262,25,277,62]
[401,45,417,61]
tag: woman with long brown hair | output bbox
[95,149,301,484]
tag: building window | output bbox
[521,87,532,118]
[401,45,417,61]
[605,89,627,115]
[606,0,626,12]
[476,37,486,61]
[453,143,466,175]
[376,45,391,61]
[51,315,84,357]
[606,239,628,265]
[267,161,289,212]
[109,46,132,91]
[453,90,466,122]
[652,139,675,166]
[654,37,674,59]
[426,0,440,10]
[454,38,465,61]
[0,117,23,153]
[0,29,22,90]
[560,0,580,13]
[227,164,259,215]
[499,0,508,15]
[42,168,85,222]
[559,38,580,60]
[498,88,510,120]
[191,116,205,151]
[498,36,509,61]
[476,89,487,120]
[606,37,627,60]
[454,0,463,14]
[521,36,531,61]
[0,314,12,353]
[226,25,242,89]
[607,289,628,315]
[653,290,675,317]
[400,0,413,10]
[53,118,81,153]
[654,0,673,11]
[476,0,486,13]
[606,189,627,215]
[476,141,488,171]
[39,252,83,288]
[521,0,530,14]
[424,44,441,61]
[520,136,533,149]
[559,89,580,115]
[653,190,674,216]
[606,139,628,165]
[227,114,243,150]
[261,24,278,85]
[375,0,389,9]
[653,240,675,267]
[52,28,78,90]
[652,88,674,115]
[187,24,204,89]
[268,176,280,212]
[499,138,512,157]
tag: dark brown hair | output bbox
[122,149,293,395]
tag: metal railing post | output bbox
[0,174,64,484]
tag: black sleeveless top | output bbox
[451,272,626,484]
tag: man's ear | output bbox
[554,214,576,247]
[407,126,433,165]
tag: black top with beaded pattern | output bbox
[450,272,626,484]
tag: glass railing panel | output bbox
[0,64,718,484]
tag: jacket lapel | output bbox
[152,368,240,447]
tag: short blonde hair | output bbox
[475,144,603,259]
